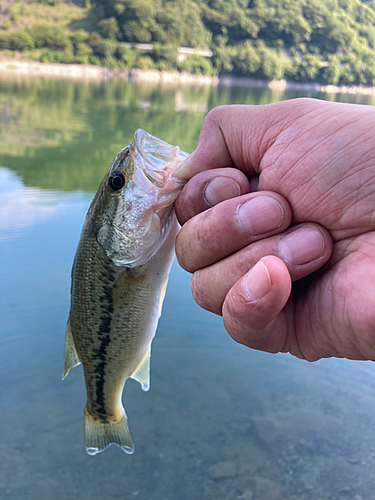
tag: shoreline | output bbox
[1,58,375,95]
[0,58,218,85]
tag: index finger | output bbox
[172,100,324,181]
[172,104,280,180]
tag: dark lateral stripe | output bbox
[93,261,115,417]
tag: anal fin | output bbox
[130,348,151,391]
[62,316,81,380]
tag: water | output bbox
[1,74,375,500]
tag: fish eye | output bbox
[108,172,125,191]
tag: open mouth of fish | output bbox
[134,129,188,185]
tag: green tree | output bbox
[153,43,178,64]
[233,40,261,75]
[116,42,137,67]
[69,30,89,50]
[27,25,70,51]
[98,38,117,58]
[257,43,285,79]
[0,32,11,50]
[178,54,215,75]
[98,17,120,40]
[87,32,104,54]
[75,42,93,63]
[201,0,261,39]
[9,31,35,51]
[322,56,342,84]
[212,32,236,73]
[136,55,155,69]
[297,53,323,81]
[156,0,211,47]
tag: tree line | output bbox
[2,0,375,85]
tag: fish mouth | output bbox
[108,130,188,194]
[133,129,188,190]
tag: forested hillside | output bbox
[2,0,375,85]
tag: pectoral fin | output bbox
[130,348,151,391]
[62,316,81,380]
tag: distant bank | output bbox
[0,58,217,85]
[1,58,375,96]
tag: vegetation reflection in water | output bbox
[2,75,375,192]
[2,75,375,500]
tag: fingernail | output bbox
[279,227,324,265]
[237,197,283,235]
[204,177,241,206]
[242,260,271,300]
[173,156,193,180]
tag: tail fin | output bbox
[84,406,134,456]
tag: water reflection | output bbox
[1,75,375,500]
[0,168,90,242]
[1,75,374,194]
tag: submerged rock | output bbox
[207,461,237,480]
[240,490,254,500]
[253,476,281,499]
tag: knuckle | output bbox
[223,316,248,347]
[182,177,204,207]
[175,188,191,226]
[200,106,230,136]
[223,286,271,349]
[174,231,190,271]
[204,105,229,124]
[225,288,246,320]
[190,271,216,312]
[175,219,203,273]
[175,213,209,273]
[175,174,212,225]
[222,291,250,344]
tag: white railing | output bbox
[124,43,212,58]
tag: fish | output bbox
[63,129,188,456]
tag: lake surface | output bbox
[1,74,375,500]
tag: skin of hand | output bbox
[173,98,375,362]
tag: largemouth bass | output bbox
[63,129,188,455]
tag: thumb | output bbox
[222,255,292,354]
[173,103,287,180]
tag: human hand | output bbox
[174,98,375,361]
